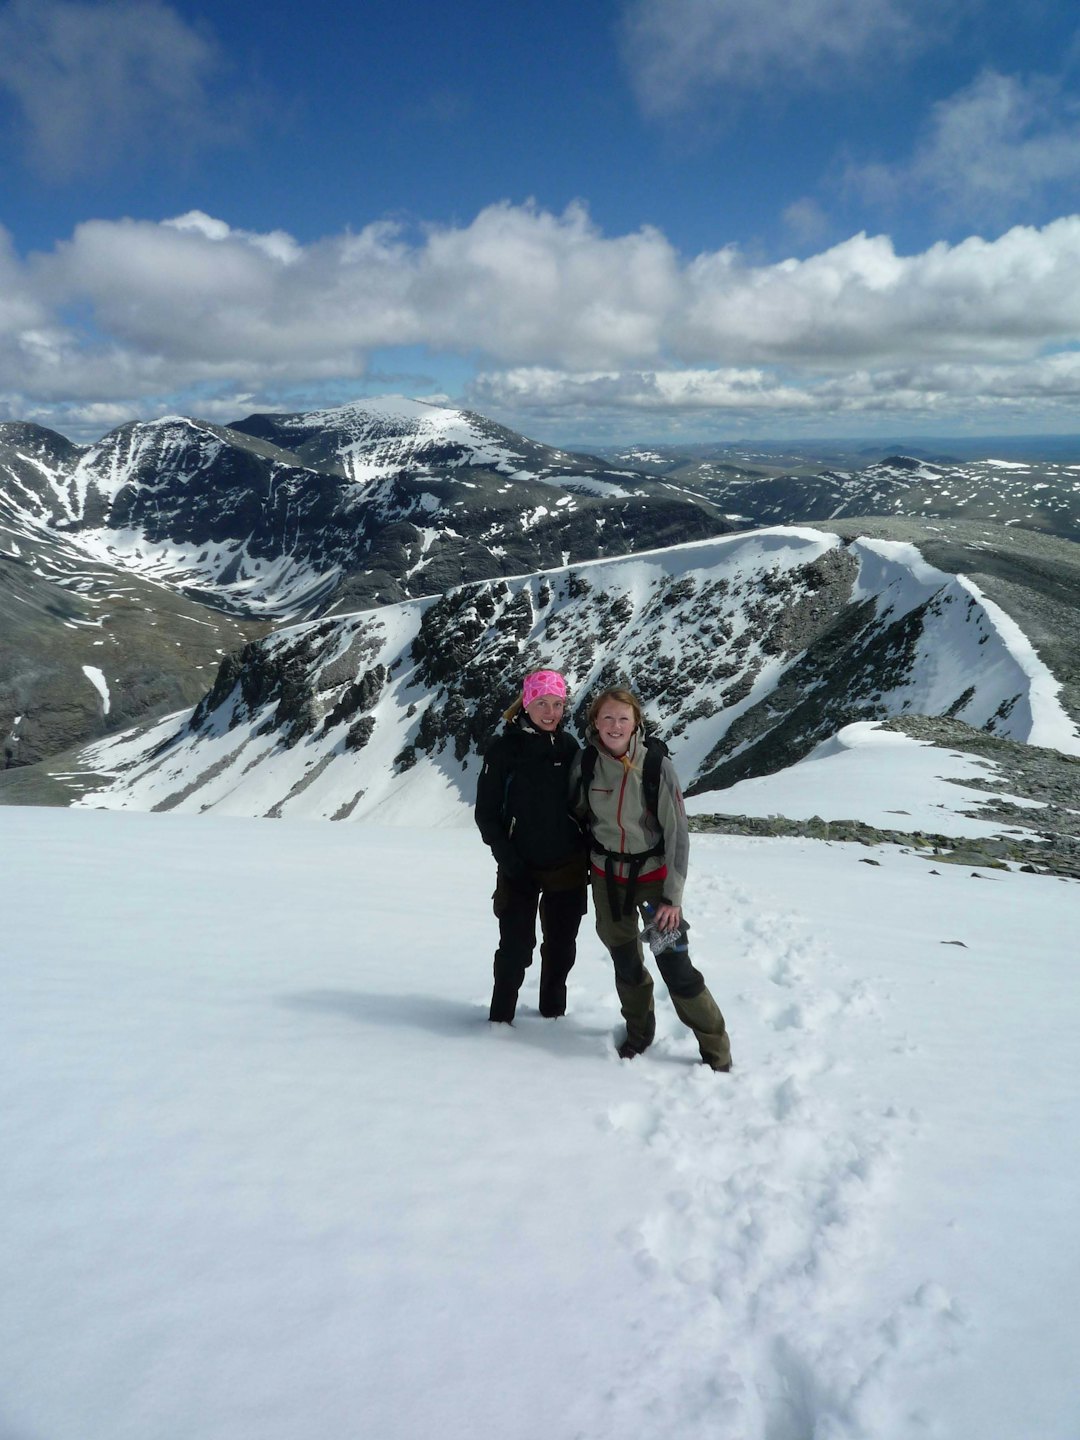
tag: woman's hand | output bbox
[653,903,682,932]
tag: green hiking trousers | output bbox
[592,873,732,1069]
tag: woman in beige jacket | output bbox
[572,687,732,1071]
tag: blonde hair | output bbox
[587,687,644,733]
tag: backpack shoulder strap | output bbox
[641,734,669,821]
[576,744,598,808]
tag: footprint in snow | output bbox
[592,876,953,1440]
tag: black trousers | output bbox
[490,868,587,1022]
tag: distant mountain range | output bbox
[2,396,1079,794]
[601,445,1080,540]
[0,397,727,765]
[0,398,728,621]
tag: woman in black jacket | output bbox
[474,669,588,1024]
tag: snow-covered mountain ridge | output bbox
[72,527,1080,822]
[5,398,1080,791]
[0,397,729,772]
[0,398,728,622]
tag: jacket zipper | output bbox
[614,760,630,867]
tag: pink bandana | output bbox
[522,669,567,709]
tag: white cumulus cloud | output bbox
[0,0,238,179]
[5,201,1080,435]
[851,70,1080,226]
[468,354,1080,433]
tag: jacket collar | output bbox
[515,712,562,741]
[589,726,640,765]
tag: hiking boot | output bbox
[700,1057,732,1072]
[617,1012,656,1059]
[538,978,569,1019]
[488,979,520,1024]
[671,985,732,1073]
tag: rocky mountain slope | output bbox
[0,397,730,769]
[1,480,265,769]
[805,516,1080,727]
[44,523,1078,822]
[0,398,729,621]
[5,398,1080,794]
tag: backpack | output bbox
[578,733,671,917]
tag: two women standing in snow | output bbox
[573,687,732,1072]
[474,672,732,1073]
[473,669,588,1024]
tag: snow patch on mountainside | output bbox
[686,721,1046,834]
[955,577,1077,751]
[74,527,343,619]
[80,666,111,715]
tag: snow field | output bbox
[586,857,927,1440]
[686,721,1047,839]
[2,809,1078,1439]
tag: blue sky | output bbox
[2,0,1080,445]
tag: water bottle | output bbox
[640,901,685,956]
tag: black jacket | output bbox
[474,716,585,876]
